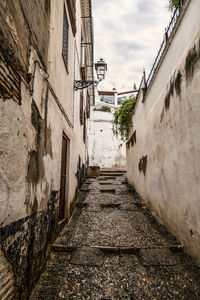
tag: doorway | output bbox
[59,134,69,219]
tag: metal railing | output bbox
[138,0,185,102]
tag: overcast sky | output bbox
[92,0,171,91]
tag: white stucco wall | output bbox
[127,0,200,264]
[88,107,126,169]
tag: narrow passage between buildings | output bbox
[31,170,200,299]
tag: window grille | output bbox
[80,91,84,125]
[62,7,69,68]
[86,92,90,118]
[66,0,76,36]
[83,113,86,143]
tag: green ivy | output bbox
[168,0,179,11]
[112,97,136,141]
[93,106,111,112]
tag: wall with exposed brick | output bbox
[0,0,50,76]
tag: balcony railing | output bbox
[137,0,185,102]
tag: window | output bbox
[66,0,76,36]
[100,95,115,104]
[86,92,90,118]
[80,42,87,80]
[62,7,69,70]
[80,91,84,125]
[83,113,86,143]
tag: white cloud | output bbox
[92,0,171,91]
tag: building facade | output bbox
[88,90,126,169]
[0,0,94,298]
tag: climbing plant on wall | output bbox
[112,97,136,141]
[168,0,179,11]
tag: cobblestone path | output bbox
[31,170,200,299]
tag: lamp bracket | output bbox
[74,80,98,91]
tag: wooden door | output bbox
[59,135,68,219]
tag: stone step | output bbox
[52,244,184,254]
[100,173,124,177]
[100,170,126,174]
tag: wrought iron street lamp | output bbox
[74,58,107,91]
[95,58,107,81]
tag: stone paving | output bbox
[31,171,200,299]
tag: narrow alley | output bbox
[31,170,200,299]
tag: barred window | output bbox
[83,112,86,143]
[86,92,90,118]
[80,91,84,125]
[62,7,69,69]
[66,0,76,36]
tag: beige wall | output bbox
[127,0,200,264]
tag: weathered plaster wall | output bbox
[0,55,59,299]
[48,0,89,208]
[127,0,200,264]
[0,0,91,298]
[0,1,52,297]
[88,108,126,169]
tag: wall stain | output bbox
[138,155,147,176]
[160,108,165,123]
[160,38,200,123]
[175,71,182,95]
[31,100,42,147]
[185,43,199,81]
[169,80,174,97]
[27,150,39,185]
[28,99,52,187]
[165,92,170,110]
[0,190,59,298]
[127,130,136,148]
[131,131,136,147]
